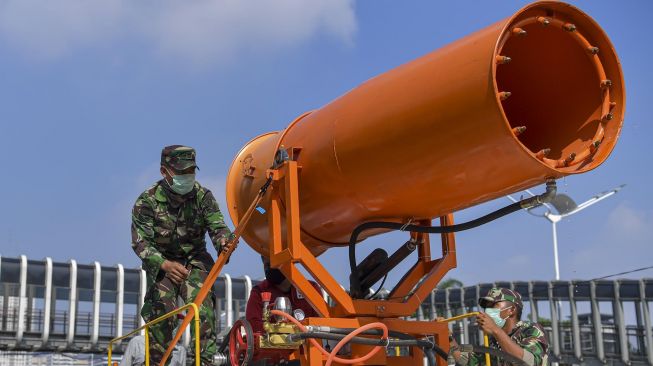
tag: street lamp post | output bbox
[508,184,625,280]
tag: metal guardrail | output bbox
[2,255,653,366]
[0,255,254,353]
[107,303,200,366]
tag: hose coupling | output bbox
[520,179,557,209]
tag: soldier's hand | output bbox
[161,260,189,285]
[476,312,500,337]
[220,237,238,254]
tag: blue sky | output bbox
[0,0,651,289]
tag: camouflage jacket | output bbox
[463,320,549,366]
[131,180,232,283]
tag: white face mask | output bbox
[164,167,196,195]
[484,306,513,328]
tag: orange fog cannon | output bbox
[225,2,624,365]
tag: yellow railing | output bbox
[107,303,201,366]
[443,312,491,366]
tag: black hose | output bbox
[289,332,449,361]
[317,327,415,340]
[349,181,556,293]
[305,326,449,360]
[424,348,437,366]
[368,274,387,299]
[290,331,412,346]
[218,331,230,353]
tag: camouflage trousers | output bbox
[141,266,217,366]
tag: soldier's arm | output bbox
[448,336,480,366]
[457,349,480,366]
[131,196,166,277]
[492,330,526,363]
[514,329,548,366]
[201,190,233,252]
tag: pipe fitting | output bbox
[520,180,557,209]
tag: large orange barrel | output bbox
[226,1,624,256]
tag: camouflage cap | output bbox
[478,287,523,310]
[161,145,198,171]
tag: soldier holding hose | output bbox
[447,288,549,366]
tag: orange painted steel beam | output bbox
[226,1,624,257]
[263,162,454,320]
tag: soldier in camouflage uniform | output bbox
[448,288,549,366]
[132,145,234,366]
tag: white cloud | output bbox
[0,0,125,59]
[605,202,653,237]
[0,0,357,67]
[569,203,653,279]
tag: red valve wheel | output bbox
[229,318,254,366]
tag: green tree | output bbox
[437,278,463,290]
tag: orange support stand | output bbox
[269,161,456,366]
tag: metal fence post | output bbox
[568,281,582,361]
[640,279,653,366]
[613,280,630,365]
[590,280,606,362]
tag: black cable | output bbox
[259,174,274,195]
[348,202,522,269]
[424,348,437,366]
[290,332,449,361]
[319,327,422,340]
[369,273,388,299]
[349,181,556,296]
[218,331,230,352]
[591,265,653,280]
[348,202,522,293]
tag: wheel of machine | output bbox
[229,318,255,366]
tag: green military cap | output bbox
[478,287,523,310]
[161,145,198,171]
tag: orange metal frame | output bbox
[267,160,455,365]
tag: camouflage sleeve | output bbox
[469,352,483,366]
[458,351,481,366]
[131,195,165,277]
[201,190,232,252]
[515,326,548,366]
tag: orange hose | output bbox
[269,310,389,365]
[325,323,389,366]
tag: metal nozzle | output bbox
[512,126,527,136]
[535,148,551,160]
[496,55,512,64]
[537,17,551,26]
[512,27,527,36]
[563,23,577,32]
